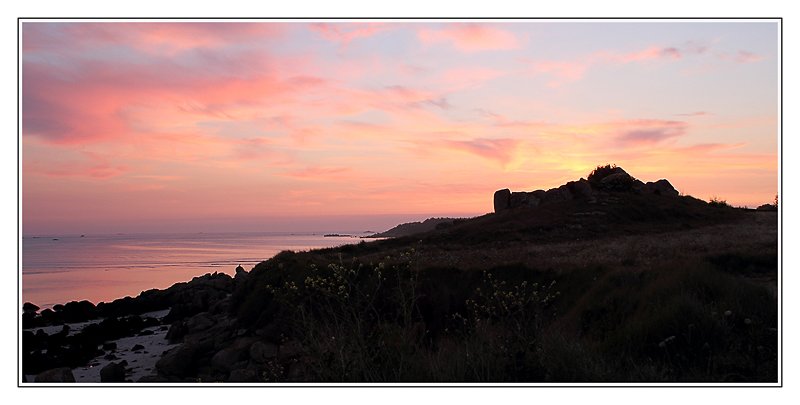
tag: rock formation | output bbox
[494,166,678,213]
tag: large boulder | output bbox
[600,172,634,191]
[155,342,198,379]
[100,362,126,382]
[186,312,214,335]
[23,302,40,314]
[543,185,572,203]
[509,191,541,209]
[34,367,75,382]
[493,189,511,212]
[211,347,249,373]
[645,179,678,196]
[568,179,593,199]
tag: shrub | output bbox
[708,196,731,208]
[587,164,619,186]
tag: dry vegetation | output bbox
[228,193,778,383]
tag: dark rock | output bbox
[542,188,560,203]
[227,368,259,382]
[155,342,198,379]
[131,344,145,351]
[558,184,573,201]
[209,296,231,316]
[166,321,188,345]
[103,342,117,351]
[62,300,97,322]
[137,374,170,382]
[186,312,213,335]
[34,367,75,382]
[493,188,511,212]
[568,179,593,199]
[22,312,38,329]
[211,347,249,373]
[100,362,126,382]
[509,191,540,209]
[249,341,278,364]
[23,302,40,314]
[645,179,678,196]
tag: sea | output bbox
[21,232,366,310]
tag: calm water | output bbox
[22,232,364,309]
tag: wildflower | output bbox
[744,318,752,325]
[724,310,732,316]
[659,341,666,348]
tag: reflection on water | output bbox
[22,232,360,309]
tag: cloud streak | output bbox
[417,24,520,52]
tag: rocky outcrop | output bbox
[24,271,239,330]
[23,266,247,380]
[642,179,679,196]
[494,166,679,213]
[493,189,511,212]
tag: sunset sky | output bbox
[20,20,780,234]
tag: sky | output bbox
[20,20,780,234]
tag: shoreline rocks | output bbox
[22,267,252,381]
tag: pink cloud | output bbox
[611,45,682,64]
[717,50,763,63]
[54,23,285,56]
[436,66,511,89]
[602,119,689,147]
[518,58,588,86]
[417,24,520,52]
[23,147,131,179]
[310,23,392,45]
[230,138,280,161]
[280,166,353,179]
[408,137,522,166]
[676,111,713,117]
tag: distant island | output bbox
[364,217,463,238]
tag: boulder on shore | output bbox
[100,361,126,382]
[34,367,75,382]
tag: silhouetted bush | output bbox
[708,196,731,208]
[587,164,619,186]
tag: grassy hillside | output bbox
[228,190,778,382]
